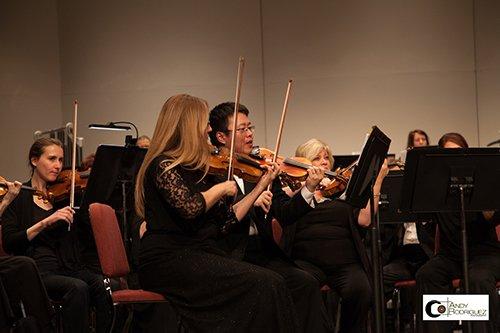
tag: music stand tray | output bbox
[379,170,419,223]
[400,147,500,213]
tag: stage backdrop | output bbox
[1,0,499,180]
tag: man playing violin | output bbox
[209,102,333,332]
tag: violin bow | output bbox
[68,100,78,230]
[267,80,293,191]
[227,56,245,181]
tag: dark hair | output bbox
[438,132,469,148]
[407,129,430,148]
[208,102,250,147]
[28,138,63,172]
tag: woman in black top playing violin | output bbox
[1,137,112,333]
[134,94,299,332]
[287,138,388,333]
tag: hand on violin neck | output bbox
[255,162,279,191]
[2,180,22,204]
[305,166,325,192]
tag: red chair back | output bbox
[89,203,130,278]
[271,218,283,244]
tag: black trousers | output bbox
[323,263,372,333]
[42,269,112,333]
[0,256,54,332]
[416,253,500,333]
[383,244,429,296]
[245,236,333,333]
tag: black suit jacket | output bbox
[380,221,436,266]
[217,178,313,264]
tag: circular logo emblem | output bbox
[437,305,446,314]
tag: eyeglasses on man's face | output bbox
[226,125,256,134]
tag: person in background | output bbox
[416,132,500,333]
[136,135,151,149]
[382,129,435,330]
[406,129,429,149]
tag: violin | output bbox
[0,176,53,203]
[47,168,90,203]
[248,147,339,191]
[208,146,264,183]
[319,160,356,198]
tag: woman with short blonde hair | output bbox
[286,138,388,333]
[295,138,334,170]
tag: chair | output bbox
[390,223,440,333]
[392,279,416,333]
[88,203,167,332]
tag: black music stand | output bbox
[400,147,500,287]
[379,170,418,224]
[79,144,147,269]
[400,147,500,332]
[343,126,391,333]
[333,154,359,170]
[334,154,395,170]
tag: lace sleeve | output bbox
[155,162,206,220]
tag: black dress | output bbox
[138,156,298,332]
[291,199,372,333]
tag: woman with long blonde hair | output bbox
[134,94,299,332]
